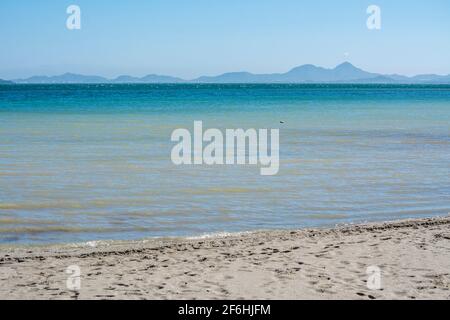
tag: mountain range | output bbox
[5,62,450,84]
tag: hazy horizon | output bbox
[1,0,450,79]
[3,61,450,81]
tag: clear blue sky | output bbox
[1,0,449,79]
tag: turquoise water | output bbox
[0,84,449,245]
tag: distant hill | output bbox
[413,74,450,84]
[15,73,108,84]
[193,72,266,83]
[8,63,450,84]
[15,73,183,84]
[430,75,450,84]
[336,75,398,84]
[191,63,381,83]
[111,74,184,83]
[0,78,14,84]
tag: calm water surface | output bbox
[0,84,449,245]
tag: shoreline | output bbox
[2,214,446,250]
[1,216,449,299]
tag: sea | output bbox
[0,84,449,245]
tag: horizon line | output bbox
[3,61,450,82]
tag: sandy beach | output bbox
[1,216,449,300]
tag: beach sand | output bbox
[1,216,449,300]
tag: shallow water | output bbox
[0,84,449,245]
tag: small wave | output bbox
[67,240,111,248]
[185,231,252,240]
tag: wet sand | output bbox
[1,216,449,300]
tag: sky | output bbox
[1,0,449,79]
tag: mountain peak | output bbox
[289,64,321,72]
[334,61,357,70]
